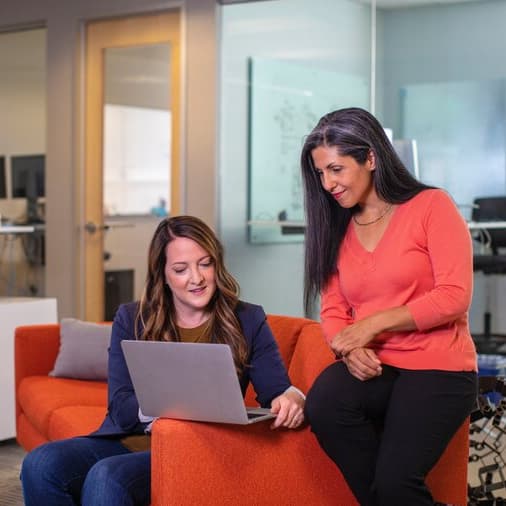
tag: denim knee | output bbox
[82,459,127,506]
[81,453,150,506]
[21,442,74,506]
[85,457,117,485]
[21,443,58,485]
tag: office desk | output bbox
[0,297,57,440]
[248,220,506,231]
[468,220,506,354]
[0,225,35,234]
[468,221,506,231]
[0,224,44,295]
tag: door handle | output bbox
[85,221,135,234]
[84,221,107,234]
[104,221,135,230]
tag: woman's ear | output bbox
[367,150,376,171]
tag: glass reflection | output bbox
[0,27,46,297]
[103,44,171,216]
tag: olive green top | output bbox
[120,321,212,452]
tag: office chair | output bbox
[471,196,506,352]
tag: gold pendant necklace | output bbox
[352,204,393,226]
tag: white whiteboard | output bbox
[248,58,369,243]
[400,79,506,217]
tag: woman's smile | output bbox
[189,286,207,295]
[332,190,345,201]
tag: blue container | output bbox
[477,354,506,405]
[478,354,506,376]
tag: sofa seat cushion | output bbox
[17,413,49,451]
[48,405,107,441]
[18,376,107,436]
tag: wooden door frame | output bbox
[84,10,181,321]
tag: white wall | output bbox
[219,0,371,316]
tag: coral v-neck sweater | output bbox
[320,189,477,372]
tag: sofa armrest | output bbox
[151,419,356,506]
[151,416,469,506]
[15,324,61,380]
[426,417,470,506]
[15,324,61,415]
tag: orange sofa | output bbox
[15,316,469,505]
[15,323,108,450]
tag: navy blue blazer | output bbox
[92,300,291,437]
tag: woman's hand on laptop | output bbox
[269,386,305,429]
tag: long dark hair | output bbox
[136,215,248,373]
[300,107,432,313]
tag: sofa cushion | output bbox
[288,322,335,393]
[18,376,107,436]
[244,315,317,406]
[48,405,107,441]
[50,319,111,381]
[266,314,315,367]
[17,413,49,451]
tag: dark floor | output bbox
[0,439,25,506]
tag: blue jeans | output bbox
[20,437,151,506]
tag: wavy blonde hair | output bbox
[136,215,248,373]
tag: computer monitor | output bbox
[0,157,5,199]
[11,154,45,222]
[393,139,420,180]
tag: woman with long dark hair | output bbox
[301,108,477,505]
[21,215,305,506]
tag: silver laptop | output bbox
[121,340,275,425]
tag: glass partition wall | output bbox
[377,0,506,337]
[219,0,500,327]
[0,27,46,297]
[379,0,506,217]
[219,0,373,317]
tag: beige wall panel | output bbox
[184,0,218,227]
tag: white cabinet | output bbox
[0,297,57,441]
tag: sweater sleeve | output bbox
[320,270,354,344]
[406,190,473,330]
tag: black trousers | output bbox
[305,362,477,506]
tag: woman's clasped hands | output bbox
[342,348,382,381]
[330,318,382,381]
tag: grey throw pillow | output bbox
[49,318,112,381]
